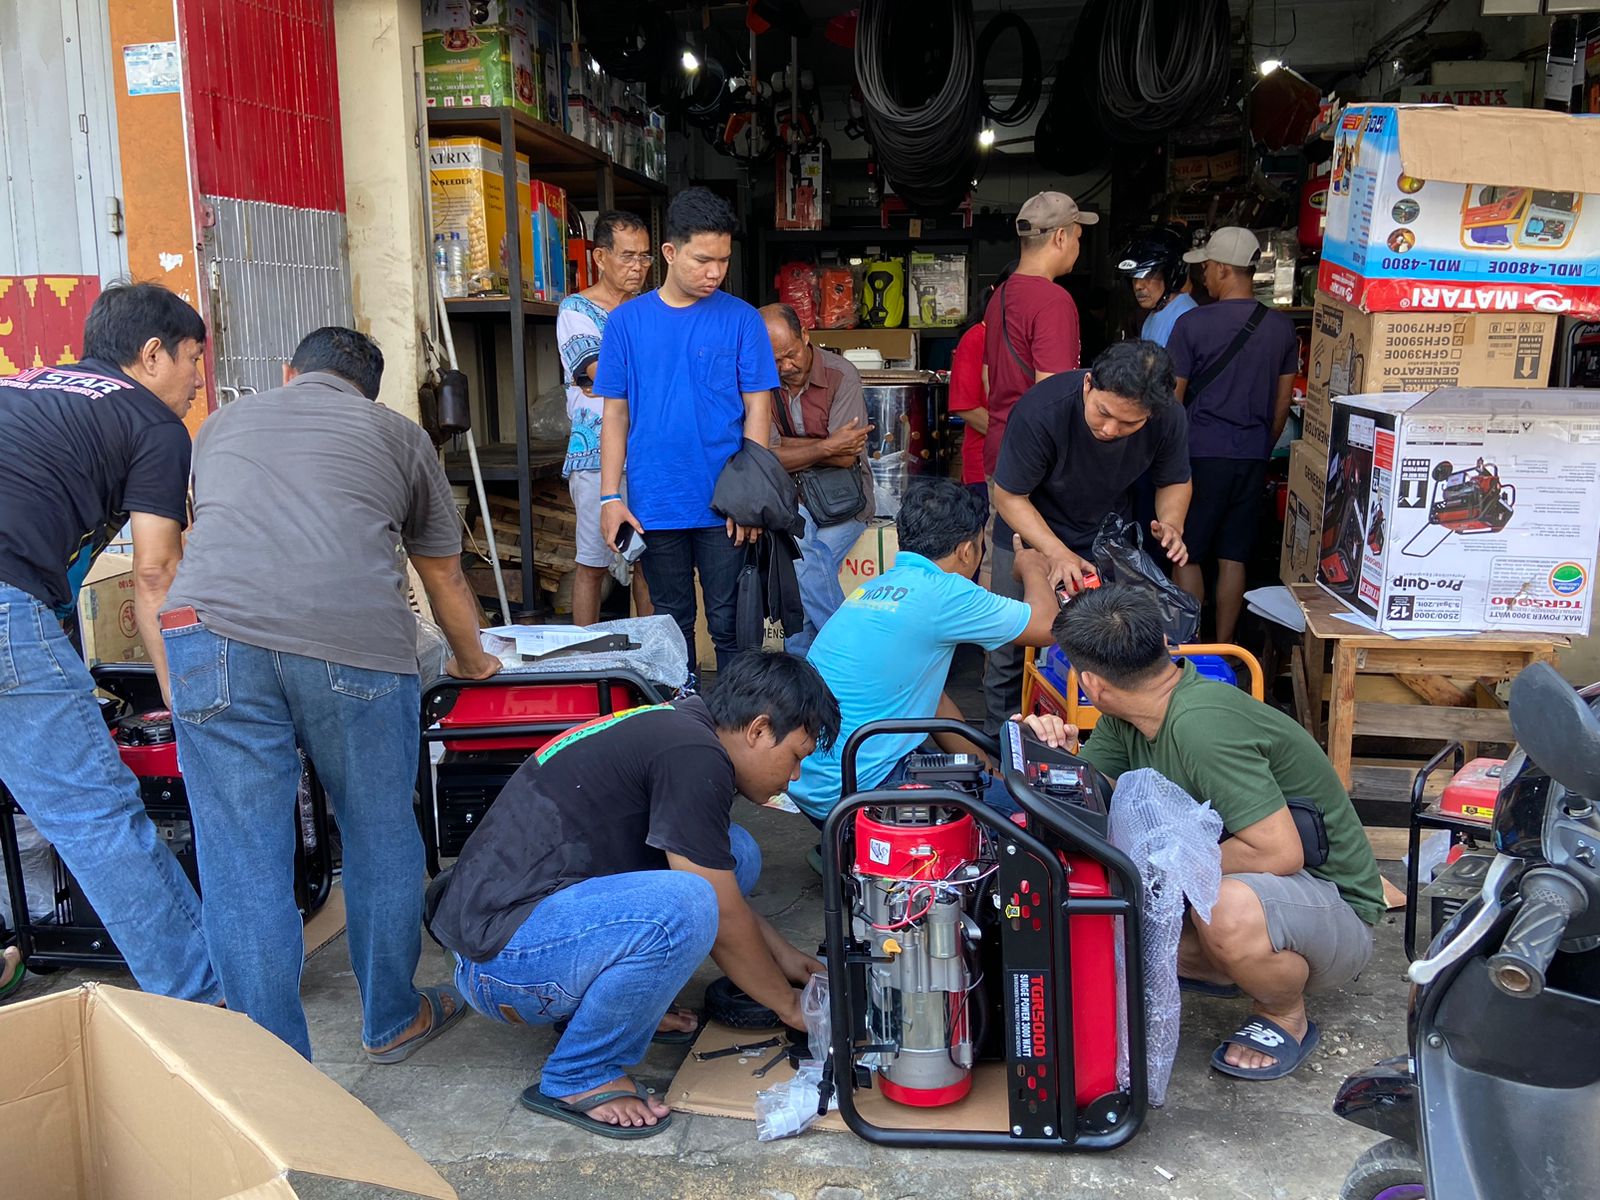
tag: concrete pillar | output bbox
[333,0,428,422]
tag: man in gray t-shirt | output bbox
[162,327,499,1061]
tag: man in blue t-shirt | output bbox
[1115,227,1196,348]
[788,477,1060,825]
[596,188,778,674]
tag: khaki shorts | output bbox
[1230,870,1375,993]
[566,469,623,569]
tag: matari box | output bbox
[1303,290,1557,452]
[429,137,533,296]
[1316,387,1600,635]
[1320,105,1600,317]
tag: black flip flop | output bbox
[1211,1015,1320,1081]
[520,1078,674,1140]
[553,1004,702,1046]
[364,985,470,1064]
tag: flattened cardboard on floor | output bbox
[0,984,454,1200]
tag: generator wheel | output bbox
[704,976,781,1029]
[1340,1138,1425,1200]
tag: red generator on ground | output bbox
[416,670,669,874]
[0,664,333,971]
[822,718,1145,1151]
[1403,743,1506,961]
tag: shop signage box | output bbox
[429,137,533,297]
[1319,105,1600,317]
[1316,387,1600,635]
[1,984,454,1200]
[1303,290,1557,452]
[423,3,540,122]
[1280,439,1329,586]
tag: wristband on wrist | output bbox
[599,493,623,505]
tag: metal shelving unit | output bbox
[427,105,665,609]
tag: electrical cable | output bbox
[977,12,1042,127]
[1091,0,1231,145]
[854,0,983,211]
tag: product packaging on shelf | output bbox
[429,137,533,296]
[422,1,539,120]
[858,256,906,328]
[530,180,568,302]
[908,250,969,328]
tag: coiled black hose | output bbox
[977,12,1042,127]
[1091,0,1231,144]
[855,0,982,212]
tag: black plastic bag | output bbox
[1089,513,1201,645]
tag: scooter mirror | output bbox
[1509,662,1600,805]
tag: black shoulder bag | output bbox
[775,393,868,527]
[1183,302,1268,403]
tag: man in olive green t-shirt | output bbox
[1042,584,1384,1083]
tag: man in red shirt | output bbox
[946,264,1015,587]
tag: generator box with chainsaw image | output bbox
[1316,386,1600,635]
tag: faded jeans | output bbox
[453,823,761,1097]
[164,623,424,1059]
[787,506,866,656]
[0,582,218,1001]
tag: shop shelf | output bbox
[443,296,560,320]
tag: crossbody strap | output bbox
[998,279,1033,373]
[1186,302,1268,401]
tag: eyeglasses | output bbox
[603,251,654,266]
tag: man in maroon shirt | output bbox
[980,191,1094,480]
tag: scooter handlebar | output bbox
[1487,869,1588,999]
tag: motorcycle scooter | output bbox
[1333,661,1600,1198]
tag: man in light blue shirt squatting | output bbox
[788,477,1062,829]
[597,188,777,674]
[557,211,655,627]
[1116,227,1196,348]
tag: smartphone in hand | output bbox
[616,523,647,564]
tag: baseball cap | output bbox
[1016,191,1100,235]
[1183,226,1262,268]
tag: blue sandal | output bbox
[1210,1016,1320,1080]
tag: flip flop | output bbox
[519,1077,674,1140]
[1210,1016,1320,1081]
[1179,976,1242,999]
[0,948,24,1001]
[364,985,470,1064]
[554,1005,702,1046]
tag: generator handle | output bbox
[838,718,1001,796]
[1501,483,1517,507]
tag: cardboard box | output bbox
[532,0,565,132]
[1280,439,1330,585]
[1,984,454,1200]
[421,0,521,29]
[809,329,918,368]
[1320,105,1600,317]
[1316,387,1600,635]
[530,179,567,302]
[1304,291,1558,451]
[839,520,899,595]
[428,137,533,296]
[423,8,539,120]
[77,552,144,666]
[908,250,969,328]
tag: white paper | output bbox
[1243,586,1305,633]
[480,624,606,657]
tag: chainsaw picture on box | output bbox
[820,717,1147,1152]
[1400,458,1516,558]
[1318,444,1373,597]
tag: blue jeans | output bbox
[453,823,762,1097]
[786,507,866,656]
[639,526,746,674]
[0,583,218,1000]
[163,623,424,1059]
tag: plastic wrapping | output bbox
[479,615,691,693]
[1108,768,1224,1107]
[0,814,55,928]
[754,972,836,1141]
[775,262,820,329]
[416,616,451,687]
[818,267,857,329]
[1090,513,1201,644]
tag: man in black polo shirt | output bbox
[429,652,839,1140]
[0,282,218,1001]
[984,339,1191,732]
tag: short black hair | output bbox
[706,651,841,751]
[897,477,986,560]
[82,282,206,368]
[763,302,803,338]
[1086,339,1175,414]
[1052,583,1169,687]
[593,209,648,250]
[665,186,739,244]
[290,327,385,399]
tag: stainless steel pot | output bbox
[860,370,938,518]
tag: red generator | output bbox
[1403,743,1506,961]
[417,670,669,874]
[822,718,1145,1152]
[0,664,333,971]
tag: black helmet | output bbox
[1115,227,1188,294]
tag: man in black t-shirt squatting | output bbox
[429,652,840,1139]
[984,339,1192,732]
[0,283,219,1002]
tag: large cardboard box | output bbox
[77,552,144,666]
[423,5,539,121]
[839,520,899,595]
[1316,387,1600,635]
[1320,105,1600,316]
[1280,439,1330,585]
[1,984,454,1200]
[428,137,533,296]
[1304,291,1557,452]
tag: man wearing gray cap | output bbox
[1167,227,1298,643]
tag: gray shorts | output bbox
[1231,870,1375,993]
[566,469,623,569]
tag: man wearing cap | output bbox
[1167,228,1299,643]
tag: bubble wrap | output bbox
[1108,768,1224,1107]
[481,615,691,694]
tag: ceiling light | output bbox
[1258,58,1282,76]
[978,127,996,148]
[681,49,700,73]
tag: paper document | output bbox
[480,625,617,659]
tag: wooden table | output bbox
[1290,584,1566,793]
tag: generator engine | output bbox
[850,753,992,1107]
